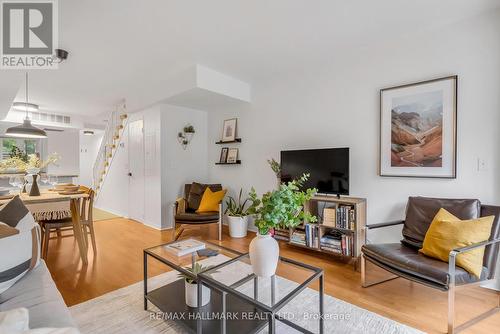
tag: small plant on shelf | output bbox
[183,125,195,134]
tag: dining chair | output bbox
[40,188,96,259]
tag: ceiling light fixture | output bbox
[5,73,47,139]
[12,102,38,112]
[83,130,94,136]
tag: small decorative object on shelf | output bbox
[219,147,229,163]
[225,189,252,238]
[247,173,317,277]
[177,124,195,150]
[226,148,239,163]
[221,118,237,142]
[177,262,213,308]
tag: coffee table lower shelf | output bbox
[145,279,268,334]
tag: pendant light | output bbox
[5,73,47,139]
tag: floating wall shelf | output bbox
[216,138,242,144]
[215,160,241,165]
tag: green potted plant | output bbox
[247,173,317,277]
[177,262,213,308]
[225,188,254,238]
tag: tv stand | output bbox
[277,195,366,271]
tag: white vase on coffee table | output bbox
[249,233,279,277]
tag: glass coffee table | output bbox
[198,254,324,334]
[144,239,268,334]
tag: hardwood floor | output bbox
[45,218,500,334]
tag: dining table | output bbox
[0,190,90,264]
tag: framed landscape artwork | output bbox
[380,76,457,178]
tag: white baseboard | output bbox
[142,220,172,231]
[93,205,128,218]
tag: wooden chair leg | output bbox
[82,224,89,250]
[174,222,184,241]
[218,220,222,241]
[43,226,50,259]
[88,222,97,252]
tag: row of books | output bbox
[323,205,356,230]
[290,224,320,248]
[290,230,306,245]
[320,233,354,256]
[273,228,290,241]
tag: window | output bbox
[1,137,44,160]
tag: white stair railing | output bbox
[92,100,128,196]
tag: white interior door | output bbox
[128,119,145,222]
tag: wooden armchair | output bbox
[173,183,223,241]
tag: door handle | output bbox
[128,172,132,177]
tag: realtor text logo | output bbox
[1,0,58,69]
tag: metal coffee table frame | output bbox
[144,240,249,334]
[198,254,325,334]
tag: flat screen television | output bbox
[280,148,349,196]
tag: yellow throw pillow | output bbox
[196,187,226,213]
[420,208,494,278]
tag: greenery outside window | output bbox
[1,137,44,161]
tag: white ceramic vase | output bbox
[249,233,279,277]
[227,215,249,238]
[184,280,210,308]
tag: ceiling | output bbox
[3,0,499,118]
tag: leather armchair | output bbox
[173,183,223,241]
[361,197,500,334]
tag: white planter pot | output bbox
[249,233,279,277]
[185,280,210,308]
[227,215,249,238]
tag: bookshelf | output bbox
[274,195,366,270]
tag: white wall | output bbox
[161,104,208,229]
[95,104,209,229]
[207,11,500,241]
[46,130,80,176]
[78,131,103,187]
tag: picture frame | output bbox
[219,147,229,163]
[380,75,457,178]
[221,118,237,142]
[226,148,239,164]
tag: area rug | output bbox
[70,255,423,334]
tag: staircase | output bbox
[93,101,128,197]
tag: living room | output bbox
[0,1,499,333]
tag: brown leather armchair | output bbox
[361,197,500,334]
[173,183,223,241]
